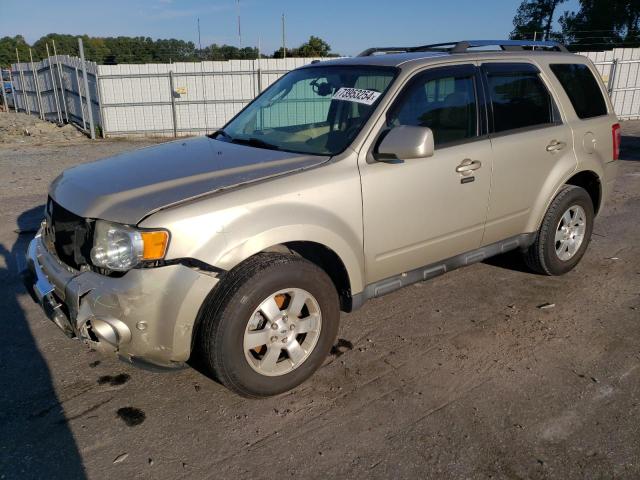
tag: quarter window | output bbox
[550,63,608,119]
[387,69,478,146]
[485,65,557,133]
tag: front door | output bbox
[359,64,492,283]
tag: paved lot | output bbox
[1,115,639,479]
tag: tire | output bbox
[524,185,594,276]
[197,252,340,397]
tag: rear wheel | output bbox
[524,185,594,275]
[198,252,340,397]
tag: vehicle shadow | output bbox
[0,206,86,479]
[482,249,533,274]
[621,135,640,161]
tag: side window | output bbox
[387,69,478,147]
[550,63,608,119]
[484,64,557,133]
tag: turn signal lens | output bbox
[141,231,169,260]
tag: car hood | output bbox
[49,137,329,224]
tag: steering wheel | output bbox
[310,79,334,97]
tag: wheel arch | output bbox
[527,168,603,233]
[564,170,602,214]
[264,241,355,312]
[214,225,365,311]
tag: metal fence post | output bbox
[16,49,30,115]
[608,59,618,96]
[78,38,95,140]
[74,66,86,130]
[199,60,210,135]
[257,67,262,94]
[1,73,7,112]
[8,69,16,112]
[29,49,44,120]
[169,70,178,137]
[46,43,62,123]
[95,69,106,138]
[52,40,69,123]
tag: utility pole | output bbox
[237,0,242,47]
[281,14,286,59]
[197,17,202,51]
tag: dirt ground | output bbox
[0,112,638,480]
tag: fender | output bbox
[526,164,604,234]
[216,223,365,294]
[139,156,366,294]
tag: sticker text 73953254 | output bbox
[332,87,381,105]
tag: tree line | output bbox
[0,34,337,67]
[511,0,640,49]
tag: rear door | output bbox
[480,62,577,245]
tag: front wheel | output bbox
[197,252,340,397]
[524,185,594,275]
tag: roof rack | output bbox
[358,40,569,57]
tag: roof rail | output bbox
[357,47,413,57]
[357,40,569,56]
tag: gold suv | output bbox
[26,40,620,396]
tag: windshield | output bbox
[217,66,397,155]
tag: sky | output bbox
[0,0,581,57]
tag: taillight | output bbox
[612,123,621,160]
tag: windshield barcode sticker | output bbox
[332,87,381,105]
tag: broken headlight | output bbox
[90,220,169,271]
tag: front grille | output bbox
[45,197,94,270]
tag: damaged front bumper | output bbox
[24,229,219,368]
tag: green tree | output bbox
[272,36,337,58]
[560,0,640,48]
[272,47,296,58]
[298,36,331,56]
[511,0,567,40]
[1,33,331,67]
[0,35,31,66]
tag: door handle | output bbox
[546,140,566,152]
[456,159,482,175]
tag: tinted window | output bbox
[486,67,556,133]
[550,64,608,119]
[387,71,477,146]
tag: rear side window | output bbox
[484,64,557,133]
[550,64,608,119]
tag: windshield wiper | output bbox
[231,137,281,151]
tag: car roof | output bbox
[303,40,583,70]
[305,50,582,70]
[308,51,450,68]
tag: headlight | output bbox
[90,220,169,271]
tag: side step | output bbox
[350,233,535,310]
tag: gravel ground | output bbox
[0,112,639,479]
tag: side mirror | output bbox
[375,125,435,160]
